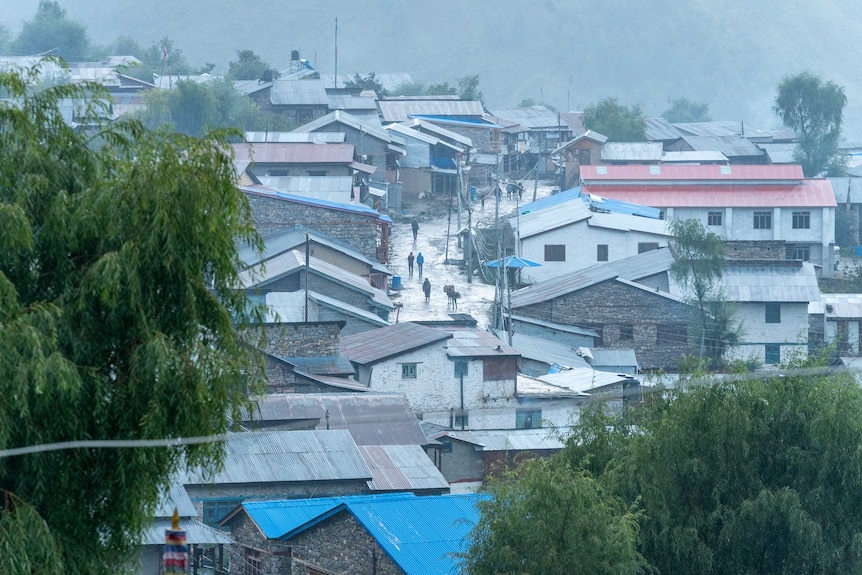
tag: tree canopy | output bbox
[227,49,277,81]
[0,64,264,574]
[662,97,711,123]
[462,458,645,575]
[458,74,484,103]
[581,97,646,141]
[344,72,389,97]
[12,0,91,60]
[562,366,862,575]
[774,72,847,176]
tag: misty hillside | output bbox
[5,0,862,135]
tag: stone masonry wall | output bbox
[289,512,403,575]
[243,192,381,260]
[242,322,343,359]
[515,280,693,371]
[724,240,787,260]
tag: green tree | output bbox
[458,74,483,103]
[426,81,457,95]
[0,64,263,574]
[774,72,847,177]
[12,0,91,60]
[228,49,277,81]
[344,72,389,97]
[581,97,646,141]
[462,458,645,575]
[662,97,711,123]
[120,36,200,84]
[669,218,738,364]
[563,367,862,575]
[390,80,427,96]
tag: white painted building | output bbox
[508,190,670,284]
[816,294,862,355]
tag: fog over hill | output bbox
[5,0,862,136]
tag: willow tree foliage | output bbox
[581,97,646,141]
[461,458,645,575]
[774,72,847,176]
[563,368,862,575]
[0,64,264,574]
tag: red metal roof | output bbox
[581,179,837,208]
[581,164,804,182]
[232,142,355,164]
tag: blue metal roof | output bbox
[519,186,581,213]
[581,192,661,218]
[411,115,504,129]
[242,493,484,574]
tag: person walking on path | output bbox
[412,219,419,241]
[407,252,415,277]
[416,252,425,276]
[423,277,431,302]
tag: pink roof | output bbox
[232,143,355,164]
[581,179,837,208]
[581,164,804,182]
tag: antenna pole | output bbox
[334,17,338,89]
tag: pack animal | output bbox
[443,284,460,309]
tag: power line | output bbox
[0,433,231,459]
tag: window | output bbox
[454,411,469,429]
[619,324,634,341]
[454,360,469,377]
[638,242,659,253]
[245,549,261,575]
[597,244,609,261]
[307,170,327,177]
[579,149,591,165]
[787,245,810,261]
[203,500,243,527]
[765,344,781,364]
[754,211,772,229]
[516,409,542,429]
[708,211,722,226]
[544,244,566,262]
[402,363,417,379]
[657,323,688,345]
[765,302,781,324]
[792,211,811,229]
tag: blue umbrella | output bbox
[482,256,542,269]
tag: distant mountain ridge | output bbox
[6,0,862,136]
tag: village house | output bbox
[488,106,574,176]
[221,493,480,575]
[339,322,524,430]
[240,184,392,262]
[813,293,862,356]
[507,187,670,283]
[579,164,838,278]
[551,130,609,189]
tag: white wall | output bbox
[725,301,810,364]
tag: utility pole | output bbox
[462,157,473,283]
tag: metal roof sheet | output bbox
[254,176,353,202]
[360,444,449,491]
[244,131,345,143]
[327,93,378,111]
[154,483,198,518]
[757,142,797,164]
[379,98,485,122]
[397,118,473,148]
[828,177,862,204]
[509,314,600,338]
[445,329,519,358]
[645,117,684,141]
[581,180,837,208]
[139,518,233,546]
[445,428,565,451]
[582,192,662,218]
[681,135,765,158]
[487,106,565,129]
[248,393,428,446]
[519,186,582,213]
[510,247,676,308]
[292,109,397,146]
[511,199,592,238]
[673,120,748,137]
[820,293,862,319]
[661,150,729,163]
[601,142,664,162]
[708,261,820,303]
[536,369,635,395]
[340,322,452,364]
[271,78,329,106]
[182,430,371,485]
[590,348,639,368]
[233,142,354,164]
[498,330,591,369]
[240,184,393,222]
[587,211,671,236]
[580,163,805,182]
[552,130,608,155]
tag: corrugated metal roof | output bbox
[673,120,746,137]
[240,249,393,310]
[233,142,354,164]
[255,175,353,202]
[581,180,837,208]
[445,329,519,358]
[241,184,393,222]
[340,322,452,364]
[327,93,378,111]
[154,483,198,518]
[233,79,272,95]
[582,192,662,218]
[360,444,449,491]
[244,131,345,143]
[601,142,664,162]
[537,369,635,395]
[248,393,428,446]
[681,135,765,158]
[271,78,329,106]
[828,177,862,204]
[581,163,805,181]
[498,330,592,369]
[552,130,608,155]
[445,428,566,451]
[262,290,317,322]
[590,348,639,369]
[705,261,820,303]
[511,199,592,238]
[821,293,862,319]
[292,110,399,149]
[309,291,391,326]
[587,210,671,236]
[139,518,233,546]
[488,106,565,129]
[398,118,473,148]
[757,142,797,164]
[379,98,485,122]
[519,186,582,213]
[510,314,600,338]
[661,150,729,163]
[182,430,371,485]
[510,247,676,308]
[645,117,684,141]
